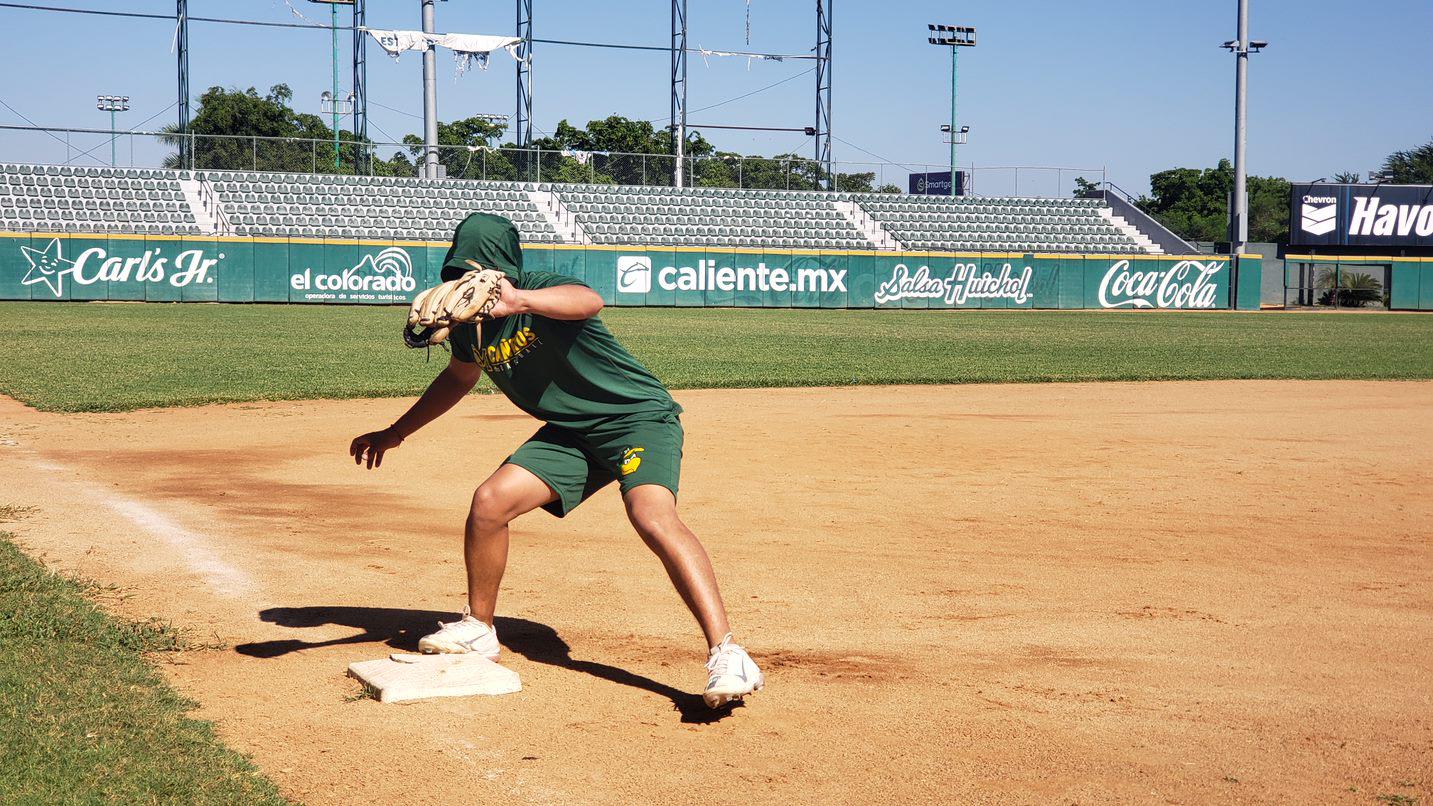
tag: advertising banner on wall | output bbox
[908,171,967,196]
[0,232,1251,310]
[1290,182,1433,248]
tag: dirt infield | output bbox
[1,381,1429,804]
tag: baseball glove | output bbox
[402,261,505,349]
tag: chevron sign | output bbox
[1301,198,1338,236]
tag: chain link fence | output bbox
[0,124,1106,198]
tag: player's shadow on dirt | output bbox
[234,606,738,724]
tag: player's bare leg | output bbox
[623,484,763,706]
[465,463,558,623]
[419,463,554,656]
[623,484,730,645]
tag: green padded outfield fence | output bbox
[0,231,1266,311]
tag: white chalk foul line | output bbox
[31,458,253,599]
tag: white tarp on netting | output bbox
[367,29,524,75]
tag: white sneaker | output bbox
[417,607,500,660]
[703,634,763,708]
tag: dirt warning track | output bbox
[1,381,1429,804]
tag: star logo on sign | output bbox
[20,238,73,297]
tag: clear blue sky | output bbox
[0,0,1428,195]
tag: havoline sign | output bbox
[1290,182,1433,248]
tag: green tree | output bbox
[1245,174,1292,243]
[1332,171,1360,183]
[522,116,722,186]
[1072,176,1102,198]
[161,84,363,173]
[390,115,515,180]
[1379,136,1433,184]
[835,172,877,193]
[1317,268,1385,308]
[1137,159,1290,243]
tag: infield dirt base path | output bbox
[1,381,1430,805]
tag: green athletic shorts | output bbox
[504,412,683,517]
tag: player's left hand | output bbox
[484,277,526,319]
[350,427,404,469]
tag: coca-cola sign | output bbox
[1097,259,1225,309]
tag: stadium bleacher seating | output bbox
[853,194,1143,253]
[0,163,200,235]
[559,184,869,249]
[0,163,1162,253]
[200,171,562,243]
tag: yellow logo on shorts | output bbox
[619,447,645,476]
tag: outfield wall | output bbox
[0,231,1261,311]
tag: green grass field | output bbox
[0,512,287,804]
[1,302,1430,412]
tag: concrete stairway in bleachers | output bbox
[178,175,233,236]
[1099,208,1162,254]
[834,199,901,250]
[529,187,587,244]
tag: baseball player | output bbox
[349,213,763,709]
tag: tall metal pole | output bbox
[815,0,833,190]
[110,108,117,166]
[671,0,688,187]
[330,2,341,170]
[421,0,439,178]
[516,0,533,149]
[176,0,190,169]
[353,0,367,173]
[1231,0,1249,252]
[949,46,958,178]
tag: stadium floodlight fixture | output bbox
[1222,38,1269,53]
[96,95,130,112]
[96,95,129,167]
[928,24,976,47]
[939,124,971,144]
[320,91,356,115]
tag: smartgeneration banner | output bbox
[0,232,1256,310]
[1291,182,1433,248]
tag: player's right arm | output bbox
[349,355,480,469]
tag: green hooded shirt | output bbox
[442,213,680,431]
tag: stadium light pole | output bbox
[1222,0,1267,254]
[421,0,440,178]
[96,95,129,168]
[671,0,688,187]
[330,1,340,170]
[310,0,357,171]
[928,24,975,187]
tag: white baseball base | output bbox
[348,653,521,703]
